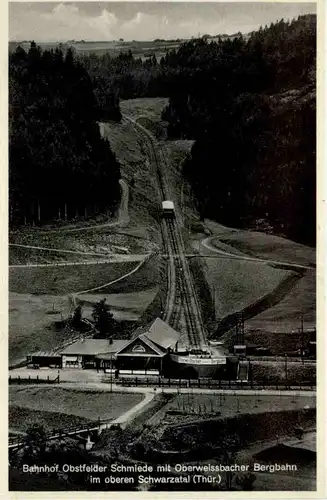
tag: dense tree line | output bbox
[77,16,315,244]
[161,15,316,245]
[9,43,121,226]
[79,50,172,101]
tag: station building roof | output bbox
[115,318,180,357]
[28,350,61,358]
[60,339,128,356]
[132,317,179,350]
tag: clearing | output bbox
[9,261,139,295]
[77,287,159,322]
[196,220,316,336]
[11,40,184,61]
[161,393,315,425]
[9,226,155,265]
[9,293,71,365]
[9,386,144,431]
[121,97,169,123]
[100,119,162,240]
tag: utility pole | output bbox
[110,353,113,393]
[301,311,304,360]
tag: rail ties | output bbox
[165,218,205,348]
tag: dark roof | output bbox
[115,318,179,357]
[29,350,61,358]
[143,318,180,350]
[60,339,125,356]
[95,340,129,359]
[138,333,166,356]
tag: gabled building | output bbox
[114,318,180,373]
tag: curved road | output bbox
[201,237,314,271]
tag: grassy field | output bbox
[215,230,315,267]
[10,40,184,60]
[9,386,144,425]
[101,120,162,241]
[245,329,315,356]
[199,246,291,320]
[249,361,316,383]
[9,293,72,365]
[200,220,316,334]
[78,287,159,322]
[9,261,139,295]
[121,97,169,123]
[10,226,154,264]
[246,269,316,333]
[9,406,91,434]
[164,393,315,424]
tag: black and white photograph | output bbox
[8,1,318,493]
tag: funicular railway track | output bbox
[165,218,207,348]
[123,114,207,350]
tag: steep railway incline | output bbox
[122,115,208,350]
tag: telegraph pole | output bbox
[110,353,113,393]
[301,311,304,359]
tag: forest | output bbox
[162,15,316,245]
[9,43,121,226]
[78,15,316,245]
[10,14,316,243]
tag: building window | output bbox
[132,344,146,353]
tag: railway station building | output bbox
[28,317,180,375]
[112,317,180,374]
[60,339,128,369]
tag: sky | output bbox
[9,2,317,42]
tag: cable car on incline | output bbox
[161,200,175,219]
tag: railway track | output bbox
[123,115,208,350]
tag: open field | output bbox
[246,269,315,333]
[100,120,162,241]
[75,253,161,295]
[9,293,72,365]
[10,227,154,264]
[199,220,316,334]
[10,40,184,60]
[162,393,315,425]
[214,230,315,267]
[198,246,291,320]
[121,97,169,123]
[249,361,316,383]
[9,406,91,434]
[9,261,139,295]
[9,386,144,426]
[9,256,160,363]
[245,329,315,356]
[78,287,159,322]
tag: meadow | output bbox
[9,386,144,430]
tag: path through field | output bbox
[201,237,314,271]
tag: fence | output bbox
[247,356,316,363]
[116,377,316,391]
[9,375,60,385]
[9,419,108,448]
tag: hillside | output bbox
[162,14,316,246]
